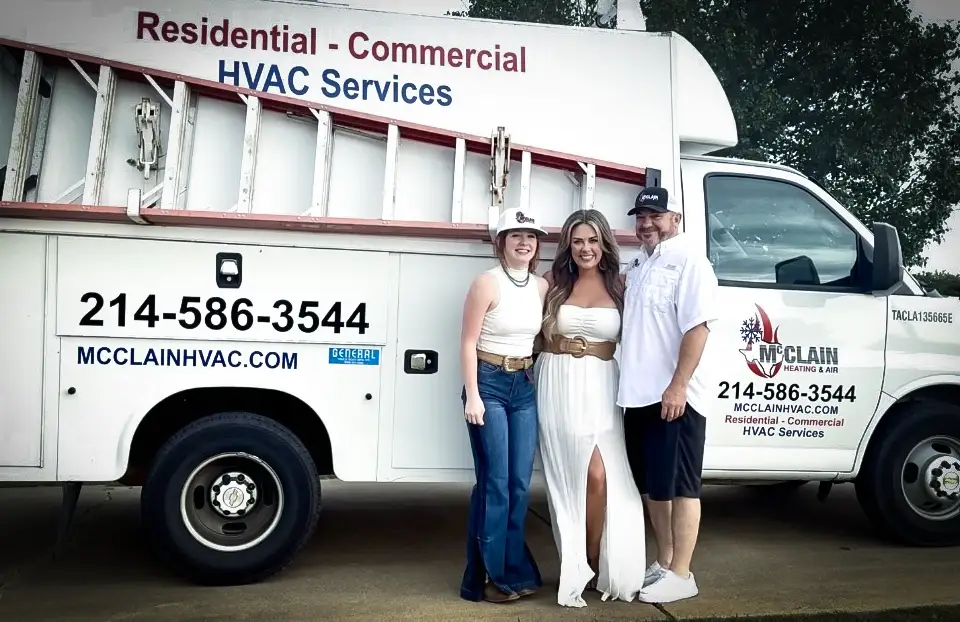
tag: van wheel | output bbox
[855,399,960,546]
[141,412,320,585]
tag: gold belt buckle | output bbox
[502,356,523,372]
[567,336,589,358]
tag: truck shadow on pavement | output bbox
[0,481,955,621]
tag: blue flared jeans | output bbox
[459,360,542,601]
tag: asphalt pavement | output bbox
[0,480,955,621]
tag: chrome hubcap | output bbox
[179,452,284,552]
[210,471,259,518]
[901,436,960,521]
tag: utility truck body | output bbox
[1,0,958,585]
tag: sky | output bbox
[910,0,959,273]
[331,0,958,272]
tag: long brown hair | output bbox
[541,210,624,342]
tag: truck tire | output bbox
[140,412,320,585]
[855,399,960,546]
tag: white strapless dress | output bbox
[534,304,647,607]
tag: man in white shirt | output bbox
[617,186,719,604]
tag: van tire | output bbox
[855,399,960,547]
[141,412,320,585]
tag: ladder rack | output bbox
[0,40,656,245]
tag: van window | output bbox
[704,174,861,289]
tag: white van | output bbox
[1,0,957,585]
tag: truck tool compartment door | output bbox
[683,160,886,474]
[388,253,491,479]
[387,252,552,481]
[54,235,389,482]
[0,233,46,468]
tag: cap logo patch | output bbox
[515,211,536,224]
[640,193,659,202]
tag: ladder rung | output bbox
[450,137,466,223]
[81,65,116,205]
[2,50,42,202]
[381,123,399,221]
[308,108,333,217]
[159,81,191,210]
[518,150,532,213]
[236,94,261,214]
[580,162,596,211]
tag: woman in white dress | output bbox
[533,209,648,607]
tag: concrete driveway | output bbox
[0,480,956,621]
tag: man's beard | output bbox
[640,227,675,253]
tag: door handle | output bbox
[404,350,438,374]
[216,252,242,288]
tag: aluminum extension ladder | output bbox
[0,43,654,242]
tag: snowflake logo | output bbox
[740,317,763,345]
[738,305,784,379]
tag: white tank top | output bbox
[476,266,543,358]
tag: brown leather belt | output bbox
[476,349,534,372]
[542,335,617,361]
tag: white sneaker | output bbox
[638,569,698,603]
[643,560,665,587]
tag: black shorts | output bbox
[623,402,707,501]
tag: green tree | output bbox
[914,270,960,297]
[447,0,599,26]
[451,0,960,268]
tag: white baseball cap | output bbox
[495,207,547,237]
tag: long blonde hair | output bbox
[541,210,624,342]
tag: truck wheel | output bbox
[855,399,960,546]
[141,412,320,585]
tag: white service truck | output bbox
[1,0,958,586]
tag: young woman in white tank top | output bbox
[457,207,548,604]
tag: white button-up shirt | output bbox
[617,232,719,414]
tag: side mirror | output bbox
[775,255,820,286]
[871,222,904,294]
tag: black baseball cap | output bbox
[628,187,669,215]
